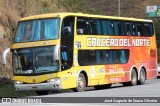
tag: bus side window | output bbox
[89,18,102,35]
[113,21,124,36]
[102,20,108,35]
[88,50,96,65]
[149,23,154,36]
[112,50,120,63]
[77,17,90,35]
[124,22,131,36]
[144,23,153,36]
[120,50,127,63]
[108,51,113,63]
[131,23,136,36]
[107,20,114,35]
[62,17,74,36]
[136,23,144,36]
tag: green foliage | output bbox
[57,0,87,12]
[155,19,160,40]
[88,8,101,15]
[0,77,14,87]
[0,77,36,97]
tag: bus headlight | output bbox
[14,81,23,84]
[47,78,60,83]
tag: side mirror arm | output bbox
[54,44,60,61]
[2,48,11,64]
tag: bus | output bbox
[2,13,157,95]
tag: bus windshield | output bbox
[15,18,60,42]
[13,46,59,75]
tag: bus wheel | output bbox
[130,69,137,86]
[36,90,49,95]
[138,68,146,85]
[123,69,137,86]
[73,73,86,92]
[94,84,111,90]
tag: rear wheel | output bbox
[129,69,138,86]
[123,69,137,86]
[36,90,49,95]
[73,73,86,92]
[94,84,112,90]
[138,68,146,85]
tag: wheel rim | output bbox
[132,71,137,84]
[140,70,145,81]
[78,76,84,89]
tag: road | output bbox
[1,78,160,106]
[27,78,160,106]
[38,78,160,97]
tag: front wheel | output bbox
[36,90,49,95]
[73,73,86,92]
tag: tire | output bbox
[73,73,86,92]
[129,69,138,86]
[36,90,49,95]
[138,68,146,85]
[123,69,137,86]
[94,84,112,90]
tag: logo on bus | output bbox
[87,38,150,47]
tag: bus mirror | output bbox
[2,48,10,64]
[54,44,60,61]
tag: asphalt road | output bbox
[39,78,160,97]
[1,78,160,106]
[28,78,160,106]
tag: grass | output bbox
[0,85,36,98]
[0,77,36,98]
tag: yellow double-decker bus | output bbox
[2,13,157,95]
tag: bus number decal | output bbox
[75,41,81,49]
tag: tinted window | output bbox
[136,23,144,36]
[62,17,74,36]
[124,22,131,35]
[78,49,129,66]
[76,17,154,37]
[144,23,154,36]
[101,20,114,35]
[15,19,59,42]
[113,21,124,35]
[77,17,90,35]
[89,19,102,35]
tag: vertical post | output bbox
[118,0,121,17]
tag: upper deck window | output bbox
[15,18,60,42]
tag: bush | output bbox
[0,77,14,87]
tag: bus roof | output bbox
[20,12,153,22]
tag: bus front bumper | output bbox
[15,79,62,91]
